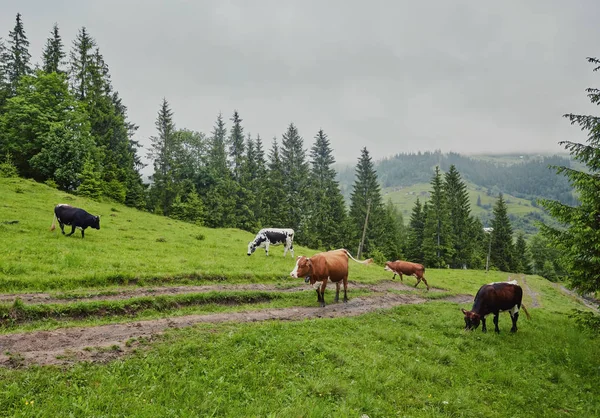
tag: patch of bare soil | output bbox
[520,276,541,308]
[0,280,441,305]
[556,284,599,312]
[0,292,472,367]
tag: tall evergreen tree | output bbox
[489,193,515,272]
[406,198,426,263]
[349,147,384,258]
[422,166,454,267]
[235,132,258,232]
[306,129,348,250]
[69,27,96,100]
[6,13,32,95]
[514,232,532,274]
[0,38,10,108]
[263,138,287,228]
[280,123,310,242]
[540,56,600,293]
[444,164,474,268]
[228,110,245,182]
[252,134,268,226]
[147,98,178,215]
[204,113,236,228]
[42,23,65,74]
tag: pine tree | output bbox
[406,198,426,263]
[422,166,454,268]
[252,134,268,226]
[514,232,532,274]
[445,164,473,268]
[489,193,515,272]
[147,98,179,215]
[228,110,245,182]
[6,13,32,95]
[349,147,384,258]
[280,123,310,242]
[42,23,65,74]
[68,27,96,100]
[0,38,10,108]
[263,138,287,228]
[540,56,600,293]
[307,129,348,250]
[235,133,258,232]
[204,113,236,228]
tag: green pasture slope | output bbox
[1,178,599,417]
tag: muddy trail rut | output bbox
[0,280,444,305]
[0,287,470,368]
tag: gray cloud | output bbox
[1,0,599,172]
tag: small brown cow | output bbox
[384,260,430,290]
[462,280,531,333]
[290,249,372,307]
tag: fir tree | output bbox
[280,123,310,242]
[42,23,65,74]
[406,198,426,263]
[349,147,384,258]
[68,27,96,100]
[540,56,600,293]
[6,13,32,94]
[228,110,245,182]
[514,232,532,274]
[445,164,473,268]
[422,166,454,267]
[307,129,348,250]
[147,98,178,215]
[204,113,236,228]
[263,138,287,228]
[489,193,515,272]
[0,38,10,107]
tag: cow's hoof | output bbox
[343,299,348,303]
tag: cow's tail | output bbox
[521,303,531,320]
[341,249,373,265]
[50,212,57,231]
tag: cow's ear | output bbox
[461,308,468,315]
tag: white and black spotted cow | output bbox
[247,228,294,257]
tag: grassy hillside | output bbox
[383,181,549,236]
[0,177,598,417]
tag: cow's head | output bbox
[247,241,256,256]
[290,256,312,281]
[384,262,394,273]
[461,308,481,330]
[93,216,100,230]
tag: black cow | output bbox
[247,228,294,257]
[50,204,100,238]
[462,280,531,333]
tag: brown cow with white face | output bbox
[384,260,430,290]
[290,249,372,307]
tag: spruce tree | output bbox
[0,38,10,107]
[204,113,236,228]
[42,23,65,74]
[68,27,96,100]
[406,198,426,263]
[445,164,473,268]
[147,98,178,215]
[489,193,515,272]
[307,129,348,250]
[263,138,287,228]
[228,110,245,182]
[349,147,384,258]
[514,232,532,274]
[422,166,454,268]
[540,56,600,293]
[235,133,258,232]
[6,13,32,95]
[280,123,310,242]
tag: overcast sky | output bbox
[2,0,599,171]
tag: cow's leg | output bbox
[398,273,403,282]
[493,312,500,333]
[334,281,340,303]
[81,228,85,238]
[481,317,487,333]
[58,221,65,235]
[67,225,76,236]
[319,280,328,307]
[510,308,519,333]
[290,244,294,258]
[420,275,430,291]
[343,276,348,303]
[414,274,422,288]
[283,243,288,257]
[264,241,270,256]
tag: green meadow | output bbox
[0,177,599,417]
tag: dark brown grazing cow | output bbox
[462,280,531,333]
[384,260,430,290]
[290,249,372,307]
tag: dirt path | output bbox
[556,285,599,312]
[519,276,541,308]
[0,280,441,305]
[0,292,471,367]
